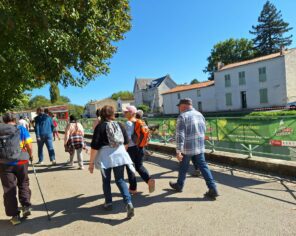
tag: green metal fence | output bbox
[58,116,296,161]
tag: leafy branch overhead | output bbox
[0,0,131,112]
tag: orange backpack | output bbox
[132,119,150,148]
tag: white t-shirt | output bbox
[18,119,28,129]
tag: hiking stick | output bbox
[30,160,51,221]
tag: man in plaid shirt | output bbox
[169,98,218,200]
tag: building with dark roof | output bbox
[133,75,177,113]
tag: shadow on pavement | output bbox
[0,188,210,234]
[146,154,296,205]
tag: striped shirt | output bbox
[176,108,206,155]
[6,126,33,166]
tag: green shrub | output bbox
[137,104,150,113]
[247,110,296,117]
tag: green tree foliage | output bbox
[58,96,71,104]
[111,91,134,100]
[49,82,60,103]
[68,104,84,118]
[190,79,200,84]
[137,104,150,113]
[250,1,293,56]
[0,0,131,112]
[28,96,51,109]
[204,38,256,80]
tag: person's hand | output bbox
[29,156,33,162]
[89,163,94,174]
[176,152,183,162]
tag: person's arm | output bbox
[89,125,102,173]
[119,122,129,149]
[79,123,85,136]
[22,128,34,160]
[176,116,185,161]
[64,124,70,145]
[50,117,54,132]
[25,143,33,160]
[89,148,98,174]
[35,117,40,139]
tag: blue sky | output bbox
[31,0,296,106]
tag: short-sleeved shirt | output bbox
[18,119,28,129]
[125,121,136,147]
[5,126,32,166]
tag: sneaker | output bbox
[169,181,182,192]
[52,160,57,165]
[35,161,43,165]
[103,203,113,211]
[22,206,32,218]
[10,214,21,226]
[204,189,219,200]
[148,179,155,193]
[126,203,135,219]
[79,166,84,170]
[129,189,137,195]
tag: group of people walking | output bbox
[0,97,218,225]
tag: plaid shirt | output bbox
[176,108,206,155]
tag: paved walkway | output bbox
[0,134,296,236]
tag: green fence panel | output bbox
[214,117,296,146]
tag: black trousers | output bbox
[127,146,151,191]
[0,163,31,216]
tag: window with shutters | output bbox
[239,71,246,85]
[259,88,268,103]
[225,93,232,106]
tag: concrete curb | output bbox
[61,131,296,177]
[147,142,296,178]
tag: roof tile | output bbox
[162,81,214,95]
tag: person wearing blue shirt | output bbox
[34,107,56,165]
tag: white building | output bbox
[117,98,135,112]
[162,48,296,114]
[162,81,215,114]
[133,75,177,113]
[214,48,296,111]
[84,98,117,118]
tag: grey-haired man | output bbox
[169,98,219,200]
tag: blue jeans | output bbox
[37,135,56,162]
[102,165,132,205]
[177,153,217,192]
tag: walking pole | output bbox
[30,160,51,221]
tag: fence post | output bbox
[210,119,215,153]
[248,144,253,158]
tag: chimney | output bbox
[217,61,224,70]
[280,45,285,55]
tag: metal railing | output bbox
[58,116,296,161]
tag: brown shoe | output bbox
[148,179,155,193]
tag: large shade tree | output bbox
[0,0,131,112]
[204,38,256,80]
[250,1,293,56]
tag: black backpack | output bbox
[0,123,22,163]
